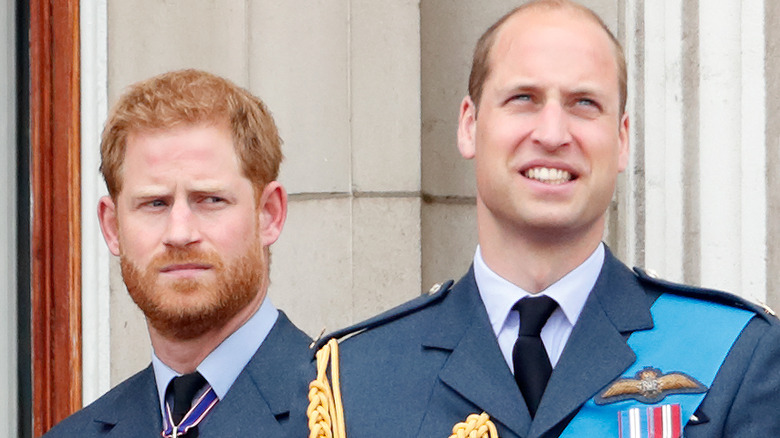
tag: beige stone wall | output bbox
[96,0,780,387]
[767,0,780,309]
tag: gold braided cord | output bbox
[307,339,347,438]
[449,412,499,438]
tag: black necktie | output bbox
[512,295,558,418]
[167,372,207,436]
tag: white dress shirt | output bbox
[474,243,605,372]
[152,296,279,419]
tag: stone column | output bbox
[619,0,773,305]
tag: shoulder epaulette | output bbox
[633,267,777,321]
[311,280,455,352]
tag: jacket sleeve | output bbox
[722,316,780,436]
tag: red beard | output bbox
[120,241,264,340]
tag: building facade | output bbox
[6,0,780,435]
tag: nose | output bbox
[530,101,572,150]
[163,201,201,248]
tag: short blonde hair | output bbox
[468,0,627,114]
[101,69,283,198]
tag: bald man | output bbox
[310,1,780,437]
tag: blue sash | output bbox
[559,294,753,437]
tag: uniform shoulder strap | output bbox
[307,280,454,438]
[311,280,455,351]
[633,267,777,321]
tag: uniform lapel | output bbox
[201,362,285,436]
[200,312,312,437]
[528,248,654,438]
[92,366,163,437]
[420,269,531,438]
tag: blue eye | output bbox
[137,198,168,211]
[512,94,532,102]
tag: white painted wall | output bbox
[80,0,111,407]
[1,0,17,435]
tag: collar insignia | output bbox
[595,367,707,405]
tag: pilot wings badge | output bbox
[595,367,707,405]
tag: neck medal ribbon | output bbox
[161,387,219,438]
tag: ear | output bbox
[257,181,288,247]
[457,96,478,160]
[617,113,630,172]
[97,196,121,256]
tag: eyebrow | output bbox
[187,181,230,194]
[499,78,608,94]
[567,85,607,97]
[128,186,170,199]
[128,181,231,199]
[499,81,540,94]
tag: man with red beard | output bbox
[45,69,312,438]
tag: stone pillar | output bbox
[618,0,772,305]
[766,0,780,308]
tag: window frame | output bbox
[29,0,82,434]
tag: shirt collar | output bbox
[474,243,604,336]
[152,296,279,418]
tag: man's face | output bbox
[458,9,629,243]
[99,123,267,340]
